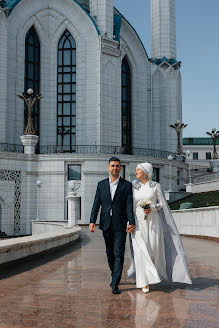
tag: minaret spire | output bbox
[151,0,176,59]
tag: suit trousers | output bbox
[102,223,127,288]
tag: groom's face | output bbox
[108,161,121,178]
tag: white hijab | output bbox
[136,162,153,180]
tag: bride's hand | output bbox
[126,224,135,233]
[144,208,151,215]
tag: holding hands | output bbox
[90,223,135,233]
[126,224,135,233]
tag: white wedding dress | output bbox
[128,181,168,287]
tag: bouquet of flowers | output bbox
[138,200,151,220]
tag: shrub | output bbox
[169,191,219,210]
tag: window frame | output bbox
[68,164,81,181]
[57,30,76,153]
[121,57,132,150]
[193,152,199,160]
[206,152,211,160]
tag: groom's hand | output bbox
[126,224,135,233]
[89,223,95,232]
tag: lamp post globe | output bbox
[27,88,34,95]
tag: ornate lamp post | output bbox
[17,89,43,154]
[167,154,173,191]
[170,120,188,155]
[36,180,42,221]
[206,128,219,159]
[17,88,43,135]
[186,150,192,184]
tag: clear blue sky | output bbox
[114,0,219,138]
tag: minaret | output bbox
[90,0,114,39]
[0,7,8,143]
[151,0,176,59]
[150,0,182,153]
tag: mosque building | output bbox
[0,0,186,236]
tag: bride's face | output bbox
[136,168,148,181]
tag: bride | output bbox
[128,162,192,293]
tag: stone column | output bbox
[66,192,80,227]
[20,135,39,155]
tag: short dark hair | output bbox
[108,156,121,163]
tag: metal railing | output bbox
[0,143,24,153]
[189,164,211,172]
[38,145,185,161]
[192,171,219,184]
[0,143,185,161]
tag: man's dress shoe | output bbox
[112,286,121,294]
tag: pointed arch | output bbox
[57,30,76,152]
[121,56,132,149]
[24,26,40,136]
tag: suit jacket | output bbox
[90,177,135,231]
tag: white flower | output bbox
[138,200,151,220]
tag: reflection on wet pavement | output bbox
[0,227,218,327]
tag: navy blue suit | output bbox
[90,177,135,288]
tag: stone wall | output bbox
[172,206,219,238]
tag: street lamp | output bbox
[186,150,192,185]
[36,180,42,221]
[17,89,43,135]
[170,120,188,155]
[168,155,173,191]
[206,128,219,159]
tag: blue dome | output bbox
[4,0,21,14]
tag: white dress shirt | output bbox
[109,176,120,215]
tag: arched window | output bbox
[121,57,131,149]
[57,30,76,152]
[24,27,40,136]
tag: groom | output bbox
[89,156,135,294]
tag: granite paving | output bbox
[0,227,218,328]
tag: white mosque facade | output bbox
[0,0,187,236]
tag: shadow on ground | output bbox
[120,278,219,293]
